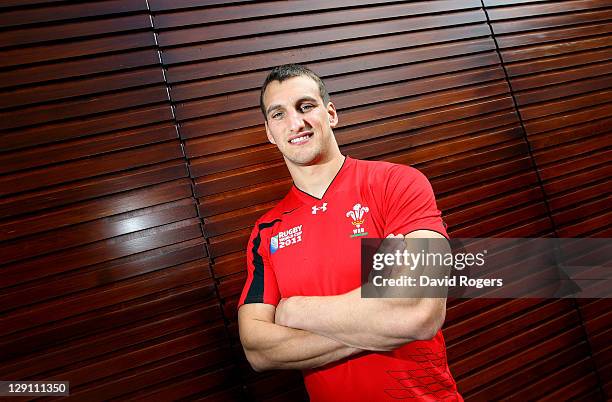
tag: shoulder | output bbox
[251,190,297,230]
[351,158,427,186]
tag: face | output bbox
[262,76,339,167]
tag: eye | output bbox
[271,111,284,119]
[300,103,314,112]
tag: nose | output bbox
[286,109,305,133]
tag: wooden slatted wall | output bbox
[485,0,612,399]
[1,1,609,401]
[0,1,233,401]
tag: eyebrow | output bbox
[266,96,319,116]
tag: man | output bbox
[237,64,462,401]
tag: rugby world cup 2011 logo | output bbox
[346,203,369,237]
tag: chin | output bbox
[286,152,322,167]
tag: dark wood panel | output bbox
[557,211,612,237]
[0,14,151,48]
[0,0,146,28]
[203,201,277,237]
[211,251,244,279]
[0,49,160,90]
[50,325,226,388]
[418,141,529,179]
[0,105,174,151]
[0,302,221,379]
[162,11,485,65]
[68,345,231,401]
[507,46,612,78]
[527,116,611,150]
[452,309,581,377]
[181,82,510,139]
[0,179,191,241]
[340,99,516,148]
[501,35,611,63]
[553,193,611,226]
[165,24,491,83]
[548,180,611,211]
[176,64,504,120]
[0,241,208,313]
[381,127,524,170]
[540,153,610,184]
[125,365,238,401]
[492,8,612,35]
[450,200,551,237]
[0,218,203,289]
[0,161,188,219]
[157,1,480,46]
[172,38,499,100]
[0,123,177,175]
[510,60,612,91]
[149,0,259,11]
[496,20,612,49]
[487,0,610,20]
[199,179,292,217]
[520,88,612,120]
[208,227,251,258]
[433,155,533,195]
[0,0,68,8]
[506,359,598,401]
[523,101,612,135]
[0,85,169,130]
[444,186,545,228]
[0,31,156,68]
[194,160,288,197]
[0,282,215,362]
[0,142,183,197]
[172,38,496,100]
[0,67,165,109]
[534,133,611,165]
[2,265,209,337]
[152,0,471,27]
[1,199,198,264]
[185,126,267,158]
[445,299,559,347]
[467,341,590,399]
[190,145,282,179]
[514,74,612,106]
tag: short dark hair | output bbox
[259,64,330,119]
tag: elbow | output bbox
[393,301,446,342]
[243,348,271,373]
[412,321,441,341]
[412,305,446,341]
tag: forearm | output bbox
[279,289,444,351]
[241,318,362,371]
[277,231,449,351]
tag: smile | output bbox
[289,133,313,145]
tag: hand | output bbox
[275,297,293,327]
[386,233,404,239]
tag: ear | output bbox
[327,102,339,128]
[264,121,276,145]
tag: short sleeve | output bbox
[237,220,281,309]
[382,165,448,239]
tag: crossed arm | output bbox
[238,230,448,371]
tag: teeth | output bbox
[290,135,309,144]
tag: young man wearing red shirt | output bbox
[238,64,462,402]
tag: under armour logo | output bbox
[312,202,328,214]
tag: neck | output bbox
[288,150,345,199]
